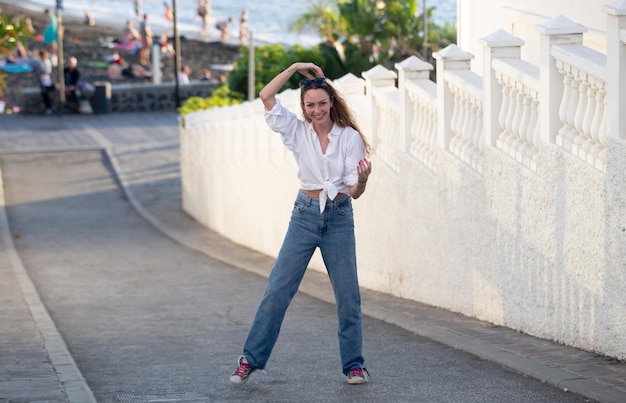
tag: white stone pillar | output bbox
[334,72,365,96]
[603,1,626,140]
[480,30,525,147]
[361,65,398,147]
[432,45,474,150]
[395,56,433,153]
[536,15,586,145]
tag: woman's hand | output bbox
[291,62,324,80]
[357,159,372,184]
[260,62,325,110]
[350,159,372,199]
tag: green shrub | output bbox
[177,85,243,117]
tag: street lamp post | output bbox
[248,31,254,101]
[423,0,428,60]
[173,0,181,107]
[56,0,65,113]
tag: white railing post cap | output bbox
[334,72,363,85]
[536,14,587,35]
[480,29,525,47]
[361,65,398,80]
[334,73,366,95]
[395,55,434,72]
[603,0,626,15]
[433,44,474,61]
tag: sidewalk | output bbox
[1,112,625,403]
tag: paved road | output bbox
[0,113,624,402]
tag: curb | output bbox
[0,165,97,403]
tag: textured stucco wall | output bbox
[180,101,626,359]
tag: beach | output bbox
[0,1,240,113]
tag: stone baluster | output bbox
[433,45,474,150]
[362,65,398,149]
[395,56,433,153]
[537,15,587,145]
[480,30,525,147]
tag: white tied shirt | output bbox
[264,97,365,213]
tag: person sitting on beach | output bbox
[124,63,152,79]
[158,34,174,59]
[106,52,126,80]
[178,65,191,84]
[106,56,152,80]
[120,20,141,51]
[2,42,31,65]
[63,56,82,112]
[201,69,218,84]
[216,17,233,44]
[84,11,95,26]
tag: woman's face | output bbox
[302,88,333,125]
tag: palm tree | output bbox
[337,0,386,61]
[378,0,421,61]
[291,0,344,43]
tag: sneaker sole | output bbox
[347,377,369,385]
[229,377,250,387]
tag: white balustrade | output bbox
[445,69,484,174]
[553,45,607,171]
[406,80,438,173]
[492,58,541,170]
[363,66,400,173]
[371,86,401,173]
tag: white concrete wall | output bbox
[181,101,626,360]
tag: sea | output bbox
[14,0,457,46]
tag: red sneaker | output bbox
[229,356,256,386]
[347,367,371,384]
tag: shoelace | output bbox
[234,361,252,377]
[350,368,369,378]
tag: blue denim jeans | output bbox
[243,191,365,375]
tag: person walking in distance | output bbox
[138,13,153,66]
[197,0,211,36]
[239,8,249,45]
[229,62,373,387]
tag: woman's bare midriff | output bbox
[300,189,348,199]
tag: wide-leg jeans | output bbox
[243,191,365,375]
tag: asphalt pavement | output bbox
[0,112,625,403]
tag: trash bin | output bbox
[93,81,111,114]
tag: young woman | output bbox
[229,62,373,386]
